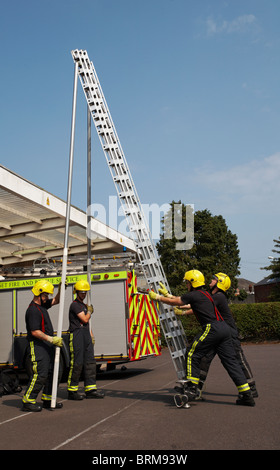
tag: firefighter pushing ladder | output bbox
[71,49,187,380]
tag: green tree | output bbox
[261,236,280,301]
[156,202,240,298]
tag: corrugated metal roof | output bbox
[0,165,137,266]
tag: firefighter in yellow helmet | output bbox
[67,280,104,400]
[149,269,255,406]
[212,272,231,292]
[206,273,258,398]
[22,280,64,412]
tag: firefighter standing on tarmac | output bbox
[207,273,258,396]
[67,280,104,400]
[180,273,258,399]
[22,280,64,412]
[149,269,255,406]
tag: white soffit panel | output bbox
[0,165,136,265]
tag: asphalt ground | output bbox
[0,343,279,463]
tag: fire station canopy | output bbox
[0,165,137,267]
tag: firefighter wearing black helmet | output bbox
[67,280,104,400]
[149,270,255,406]
[22,280,63,412]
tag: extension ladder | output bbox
[71,49,187,379]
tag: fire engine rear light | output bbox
[114,274,119,277]
[104,274,109,279]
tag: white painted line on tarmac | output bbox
[52,399,142,450]
[0,412,32,426]
[0,379,121,427]
[52,379,175,450]
[0,359,173,428]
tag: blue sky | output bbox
[1,0,280,282]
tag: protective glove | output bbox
[47,336,63,347]
[148,291,161,302]
[91,334,95,345]
[158,282,173,298]
[174,307,184,315]
[87,304,94,315]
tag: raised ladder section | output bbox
[71,49,187,379]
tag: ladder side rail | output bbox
[72,50,187,378]
[72,53,156,249]
[86,62,143,213]
[72,50,150,245]
[73,50,143,220]
[78,62,168,289]
[74,47,187,345]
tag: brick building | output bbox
[254,276,280,303]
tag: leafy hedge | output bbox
[230,302,280,342]
[173,302,280,344]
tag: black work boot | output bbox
[68,391,84,400]
[250,383,259,398]
[195,380,205,401]
[22,402,42,412]
[236,391,255,407]
[185,383,199,401]
[174,380,199,401]
[85,389,105,399]
[174,383,184,394]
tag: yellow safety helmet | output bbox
[184,270,205,288]
[32,280,54,296]
[214,273,231,292]
[73,280,90,293]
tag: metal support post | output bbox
[87,106,92,327]
[51,61,78,409]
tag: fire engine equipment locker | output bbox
[0,270,161,369]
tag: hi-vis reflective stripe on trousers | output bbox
[67,330,97,392]
[186,321,251,392]
[187,325,211,384]
[67,333,77,391]
[22,341,54,404]
[237,383,251,393]
[22,341,38,404]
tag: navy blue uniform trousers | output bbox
[22,340,55,404]
[186,321,250,393]
[67,327,97,393]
